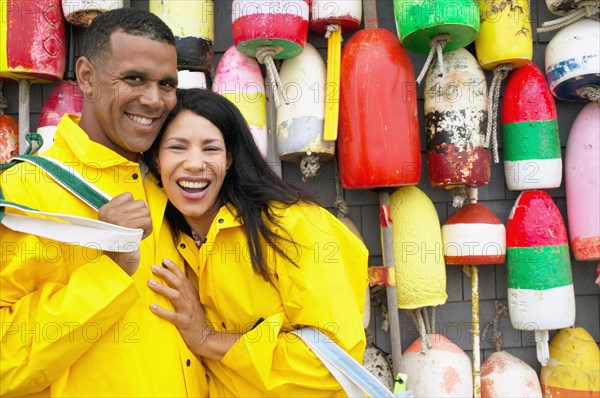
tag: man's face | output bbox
[77,31,178,161]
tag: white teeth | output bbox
[179,181,208,189]
[129,114,153,126]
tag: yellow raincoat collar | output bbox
[53,115,140,168]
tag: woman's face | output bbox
[156,110,231,231]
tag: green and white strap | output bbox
[291,328,397,397]
[1,155,142,252]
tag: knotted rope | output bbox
[256,46,290,108]
[577,85,600,106]
[538,0,599,33]
[324,23,340,39]
[416,34,452,86]
[300,153,320,181]
[485,63,514,164]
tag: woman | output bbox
[144,88,368,396]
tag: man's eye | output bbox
[160,81,176,89]
[125,76,143,83]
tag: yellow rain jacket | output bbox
[177,203,369,396]
[0,115,208,397]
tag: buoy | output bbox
[481,351,542,398]
[399,334,472,397]
[0,105,18,164]
[475,0,532,71]
[213,46,267,158]
[37,81,83,153]
[149,0,214,74]
[393,0,480,85]
[232,0,309,107]
[309,0,361,141]
[276,42,333,180]
[390,186,447,310]
[178,70,207,89]
[506,190,576,366]
[62,0,123,27]
[539,0,600,33]
[363,344,394,391]
[424,48,490,202]
[541,327,600,397]
[442,203,506,265]
[566,102,600,261]
[338,28,421,189]
[0,0,66,83]
[545,19,600,102]
[502,62,562,191]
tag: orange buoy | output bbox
[481,351,542,397]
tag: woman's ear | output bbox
[226,152,233,171]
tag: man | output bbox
[0,8,208,396]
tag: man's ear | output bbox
[75,56,95,97]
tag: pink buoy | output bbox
[566,102,600,261]
[37,81,83,153]
[213,46,267,158]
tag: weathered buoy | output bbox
[309,0,361,140]
[502,62,562,191]
[541,327,600,397]
[276,42,333,180]
[232,0,309,107]
[566,102,600,261]
[213,46,267,158]
[0,112,18,164]
[0,0,66,83]
[442,203,506,265]
[149,0,214,74]
[481,351,542,397]
[545,19,600,102]
[425,48,490,197]
[338,28,421,189]
[399,334,473,397]
[393,0,479,54]
[390,186,447,309]
[62,0,123,27]
[506,190,576,366]
[475,0,532,70]
[37,81,83,153]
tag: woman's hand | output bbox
[148,258,241,359]
[98,192,152,275]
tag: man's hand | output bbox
[98,192,152,275]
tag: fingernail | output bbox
[151,265,160,272]
[162,261,168,269]
[148,279,157,286]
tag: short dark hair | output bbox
[145,89,317,281]
[81,8,175,65]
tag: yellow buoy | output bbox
[541,327,600,397]
[390,186,447,309]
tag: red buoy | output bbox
[338,28,421,189]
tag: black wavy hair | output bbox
[145,89,318,281]
[81,8,175,65]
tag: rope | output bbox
[256,47,289,108]
[431,306,436,334]
[481,301,509,352]
[300,154,320,180]
[409,309,431,353]
[538,0,599,33]
[416,34,451,86]
[577,86,600,105]
[451,186,468,208]
[0,82,7,114]
[485,63,514,164]
[333,155,350,219]
[421,307,432,334]
[324,23,340,39]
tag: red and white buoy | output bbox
[0,86,18,164]
[213,46,267,158]
[506,190,576,366]
[481,351,542,398]
[502,62,562,191]
[566,102,600,261]
[232,0,309,107]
